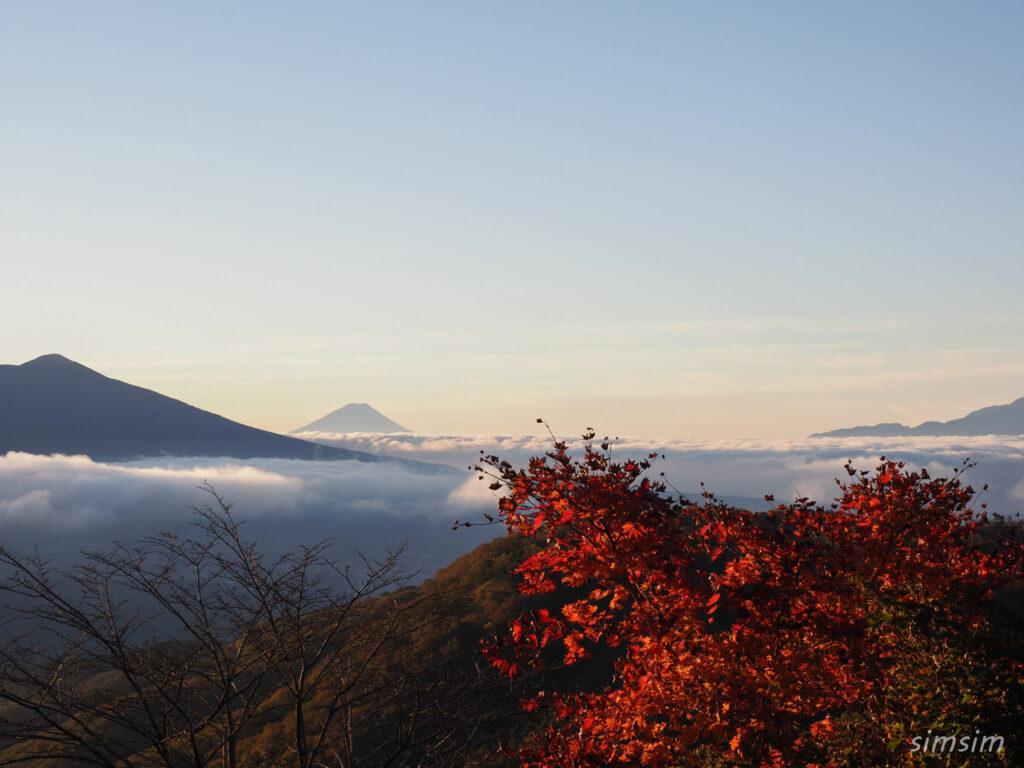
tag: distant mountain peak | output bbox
[294,403,410,434]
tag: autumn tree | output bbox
[479,430,1024,767]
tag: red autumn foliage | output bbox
[479,430,1024,767]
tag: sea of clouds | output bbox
[2,432,1023,583]
[0,451,499,579]
[299,431,1024,515]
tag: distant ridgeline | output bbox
[812,397,1024,438]
[0,354,403,464]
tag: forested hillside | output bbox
[0,520,612,768]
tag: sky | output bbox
[3,2,1023,439]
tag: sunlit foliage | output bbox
[480,429,1024,767]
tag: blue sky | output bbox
[3,2,1022,438]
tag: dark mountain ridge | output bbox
[812,396,1024,438]
[0,354,387,463]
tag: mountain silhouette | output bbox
[811,397,1024,437]
[294,403,411,434]
[0,355,388,462]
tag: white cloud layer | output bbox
[0,452,495,578]
[296,432,1024,515]
[2,432,1021,586]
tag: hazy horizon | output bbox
[4,3,1023,439]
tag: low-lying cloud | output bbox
[0,452,497,579]
[297,432,1024,515]
[3,432,1022,586]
